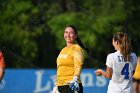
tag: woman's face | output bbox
[64,27,77,44]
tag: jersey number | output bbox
[121,63,129,79]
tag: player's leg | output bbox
[133,78,138,93]
[138,80,140,93]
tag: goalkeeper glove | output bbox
[69,76,80,91]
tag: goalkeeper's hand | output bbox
[52,82,60,93]
[69,76,80,91]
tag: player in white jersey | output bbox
[95,32,137,93]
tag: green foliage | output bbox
[0,0,139,68]
[48,12,95,49]
[0,0,42,68]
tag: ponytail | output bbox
[113,32,132,62]
[76,37,89,53]
[121,33,132,61]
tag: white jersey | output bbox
[106,51,137,93]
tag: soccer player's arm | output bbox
[101,66,112,79]
[73,48,85,77]
[96,54,113,79]
[0,51,5,81]
[95,67,112,79]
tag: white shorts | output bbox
[107,81,134,93]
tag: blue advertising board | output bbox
[0,69,109,93]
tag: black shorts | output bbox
[58,83,83,93]
[133,78,140,83]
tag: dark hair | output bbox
[66,25,89,53]
[113,32,132,62]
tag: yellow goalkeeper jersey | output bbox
[133,63,140,79]
[56,44,85,86]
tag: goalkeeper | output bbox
[54,25,88,93]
